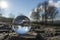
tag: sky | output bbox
[0,0,60,18]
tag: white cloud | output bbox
[49,0,60,8]
[49,0,55,6]
[55,1,60,8]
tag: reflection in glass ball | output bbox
[12,15,31,34]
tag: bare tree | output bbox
[30,1,49,22]
[30,1,58,26]
[41,1,58,24]
[30,8,40,22]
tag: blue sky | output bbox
[7,0,46,17]
[0,0,60,18]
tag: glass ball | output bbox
[12,15,31,34]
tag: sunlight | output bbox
[0,1,8,9]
